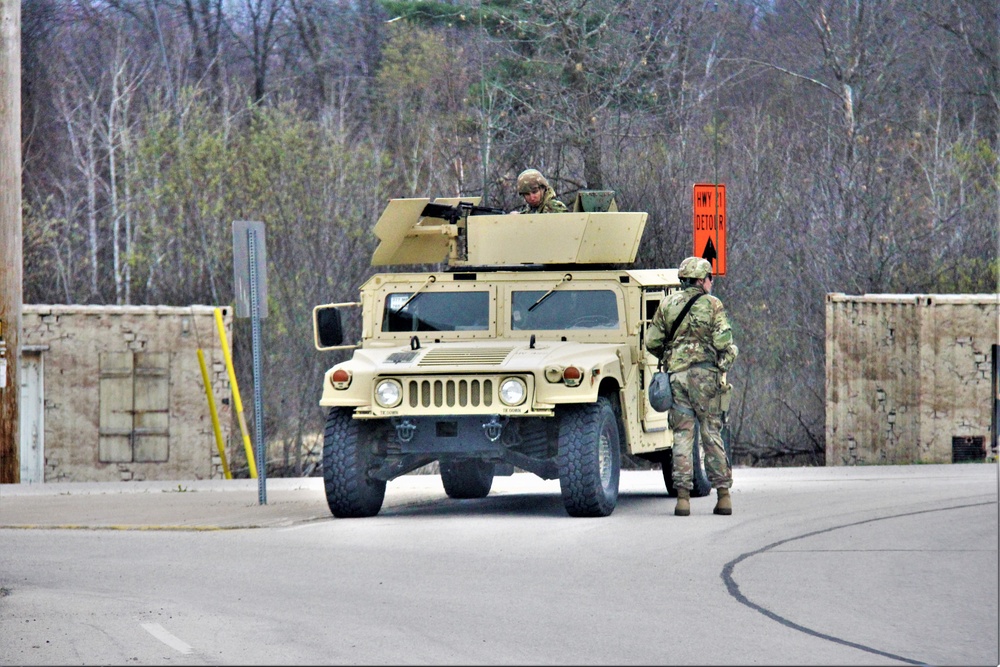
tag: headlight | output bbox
[499,377,527,406]
[374,379,403,408]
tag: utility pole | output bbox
[0,0,21,483]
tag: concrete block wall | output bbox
[22,305,234,482]
[826,294,999,465]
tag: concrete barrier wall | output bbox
[825,293,999,465]
[22,305,234,482]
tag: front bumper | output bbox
[389,415,510,455]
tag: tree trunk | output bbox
[0,0,21,483]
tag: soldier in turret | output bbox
[646,256,738,517]
[511,169,568,214]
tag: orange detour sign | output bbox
[692,183,726,276]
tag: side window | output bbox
[642,292,664,323]
[641,290,666,347]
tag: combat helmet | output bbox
[517,169,549,195]
[678,256,712,280]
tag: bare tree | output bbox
[228,0,286,104]
[487,0,663,190]
[101,38,151,304]
[181,0,226,94]
[19,0,999,470]
[922,0,1000,149]
[373,20,480,196]
[55,61,104,300]
[286,0,384,123]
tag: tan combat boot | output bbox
[713,487,732,515]
[674,488,691,516]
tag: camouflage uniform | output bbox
[514,169,568,214]
[516,187,568,214]
[645,258,738,492]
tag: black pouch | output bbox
[649,371,673,412]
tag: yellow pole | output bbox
[197,348,232,480]
[214,307,258,478]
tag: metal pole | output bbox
[197,348,232,479]
[248,228,266,504]
[214,307,257,478]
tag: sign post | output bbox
[233,221,268,505]
[693,183,726,276]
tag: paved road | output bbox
[1,464,997,665]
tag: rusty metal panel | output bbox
[99,352,134,463]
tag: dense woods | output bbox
[19,0,999,474]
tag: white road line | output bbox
[141,623,193,654]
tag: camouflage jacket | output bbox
[516,187,568,214]
[645,285,738,374]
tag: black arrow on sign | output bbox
[701,237,718,266]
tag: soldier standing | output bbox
[511,169,568,214]
[645,257,738,516]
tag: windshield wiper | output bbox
[392,275,437,315]
[528,274,572,312]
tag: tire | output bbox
[663,422,731,497]
[691,434,713,497]
[662,452,709,497]
[322,408,386,518]
[440,460,495,499]
[557,396,622,517]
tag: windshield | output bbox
[511,290,620,330]
[382,291,490,332]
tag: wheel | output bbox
[663,424,710,497]
[691,431,713,497]
[663,454,710,496]
[557,396,622,517]
[440,460,495,499]
[663,422,730,497]
[322,408,386,518]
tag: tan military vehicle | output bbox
[313,192,715,518]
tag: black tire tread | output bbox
[322,408,386,518]
[440,460,494,499]
[663,423,731,497]
[557,396,621,517]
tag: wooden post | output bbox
[0,0,21,483]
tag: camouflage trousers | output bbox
[668,366,732,491]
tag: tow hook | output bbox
[394,418,417,443]
[482,415,506,442]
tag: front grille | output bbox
[404,377,496,409]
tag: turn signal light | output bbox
[562,366,583,387]
[330,368,352,390]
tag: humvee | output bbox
[313,192,718,518]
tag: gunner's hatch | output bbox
[371,192,647,268]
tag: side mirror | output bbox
[312,303,361,350]
[316,306,343,347]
